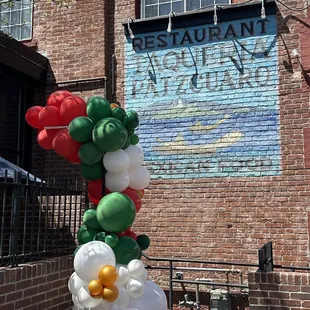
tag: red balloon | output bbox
[25,106,43,128]
[135,189,145,199]
[88,193,100,205]
[37,129,59,150]
[88,179,104,202]
[122,188,142,213]
[60,96,87,124]
[52,129,82,157]
[65,153,81,164]
[47,90,72,109]
[38,106,65,127]
[117,231,126,237]
[120,228,138,240]
[125,230,138,240]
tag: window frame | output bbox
[141,0,232,19]
[0,0,33,42]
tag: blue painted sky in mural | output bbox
[124,15,281,179]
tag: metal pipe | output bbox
[172,279,248,289]
[44,126,68,129]
[169,261,173,310]
[274,264,310,271]
[145,265,242,274]
[142,253,258,267]
[16,83,22,167]
[195,284,200,310]
[54,77,107,86]
[112,54,115,100]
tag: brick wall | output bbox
[0,256,73,310]
[32,0,106,83]
[248,271,310,309]
[30,0,107,178]
[116,0,310,269]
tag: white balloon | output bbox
[68,272,87,296]
[125,309,139,310]
[136,143,143,152]
[125,146,144,169]
[127,278,145,298]
[108,305,120,310]
[72,305,83,310]
[92,301,109,310]
[128,167,150,190]
[106,171,130,192]
[127,260,145,279]
[113,286,130,309]
[139,268,148,282]
[72,295,83,309]
[74,241,116,282]
[78,287,102,308]
[115,266,130,286]
[103,150,130,173]
[127,281,167,310]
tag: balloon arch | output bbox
[25,91,167,310]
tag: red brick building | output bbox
[1,1,310,307]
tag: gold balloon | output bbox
[136,190,144,199]
[88,280,103,297]
[102,285,119,302]
[110,103,119,109]
[99,265,118,286]
[90,292,103,299]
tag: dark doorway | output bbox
[0,66,33,171]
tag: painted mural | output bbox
[124,15,281,179]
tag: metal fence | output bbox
[0,171,88,267]
[142,242,310,310]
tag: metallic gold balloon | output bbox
[136,190,144,199]
[110,103,119,109]
[102,285,119,302]
[90,292,103,299]
[88,280,103,297]
[99,265,118,286]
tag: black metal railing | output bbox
[142,242,310,310]
[0,171,88,267]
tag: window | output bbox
[0,0,32,41]
[142,0,230,18]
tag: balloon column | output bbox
[25,91,167,310]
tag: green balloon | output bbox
[83,209,101,229]
[112,107,127,121]
[122,139,130,150]
[93,231,106,241]
[73,246,81,256]
[124,110,139,129]
[80,162,102,180]
[105,233,119,248]
[68,117,94,142]
[92,118,128,152]
[127,129,135,136]
[130,134,139,145]
[137,234,150,250]
[87,97,112,123]
[78,141,103,165]
[96,192,136,233]
[77,225,100,245]
[113,237,142,265]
